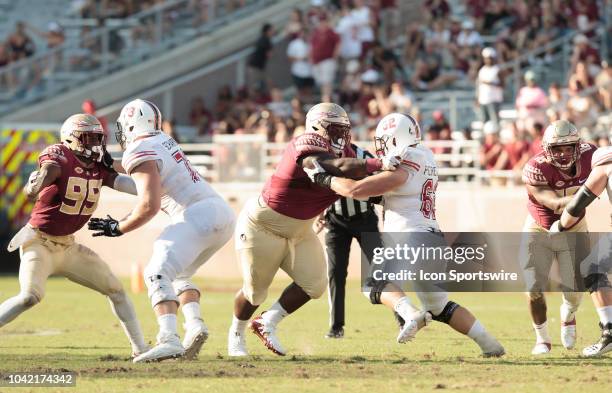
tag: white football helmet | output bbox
[116,99,162,149]
[305,102,351,156]
[374,113,421,157]
[60,113,105,161]
[542,119,581,170]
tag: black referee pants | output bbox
[325,209,382,330]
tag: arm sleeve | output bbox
[522,160,548,186]
[294,133,332,163]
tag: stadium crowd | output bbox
[1,0,610,179]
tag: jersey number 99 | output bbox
[59,177,102,216]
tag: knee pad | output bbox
[584,273,612,293]
[430,301,460,324]
[19,291,41,308]
[172,279,200,297]
[145,274,178,307]
[364,279,390,305]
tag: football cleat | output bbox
[325,327,344,339]
[582,323,612,357]
[133,334,184,363]
[228,329,248,357]
[560,318,577,350]
[182,320,209,360]
[250,315,286,356]
[397,311,431,344]
[531,342,552,355]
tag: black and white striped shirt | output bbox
[328,144,377,218]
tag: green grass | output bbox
[0,277,610,393]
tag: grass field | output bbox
[0,276,610,393]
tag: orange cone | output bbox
[131,262,145,294]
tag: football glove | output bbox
[304,159,334,188]
[101,149,117,173]
[88,215,123,237]
[381,154,401,171]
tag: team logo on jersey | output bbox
[555,180,565,187]
[75,167,83,174]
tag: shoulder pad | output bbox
[592,146,612,167]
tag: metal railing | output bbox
[0,0,276,116]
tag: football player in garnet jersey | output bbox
[89,99,235,363]
[519,120,595,355]
[550,141,612,357]
[306,113,505,357]
[227,103,408,357]
[1,114,148,357]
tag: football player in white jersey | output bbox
[550,144,612,356]
[306,113,505,357]
[88,99,236,362]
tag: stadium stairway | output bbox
[0,0,302,123]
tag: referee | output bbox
[318,144,387,338]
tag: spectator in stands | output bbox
[427,110,452,155]
[351,0,376,57]
[247,23,274,91]
[267,88,292,119]
[0,43,13,89]
[27,22,66,73]
[569,61,595,90]
[284,8,305,39]
[310,14,340,102]
[287,28,314,103]
[378,0,400,44]
[339,59,362,109]
[8,22,35,62]
[336,4,363,64]
[504,122,530,171]
[190,0,215,27]
[410,42,457,91]
[476,47,504,124]
[387,81,412,113]
[547,82,569,116]
[189,96,214,136]
[515,70,548,126]
[528,121,544,157]
[162,118,180,143]
[82,99,108,136]
[595,61,611,110]
[370,41,406,86]
[424,0,450,23]
[570,34,600,71]
[402,22,425,66]
[480,0,511,35]
[456,20,482,49]
[566,78,597,129]
[480,120,509,174]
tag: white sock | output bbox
[107,293,147,353]
[158,313,178,337]
[230,315,248,335]
[261,302,288,327]
[393,296,419,321]
[533,321,551,344]
[182,302,202,327]
[596,306,612,325]
[467,320,499,353]
[560,299,578,323]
